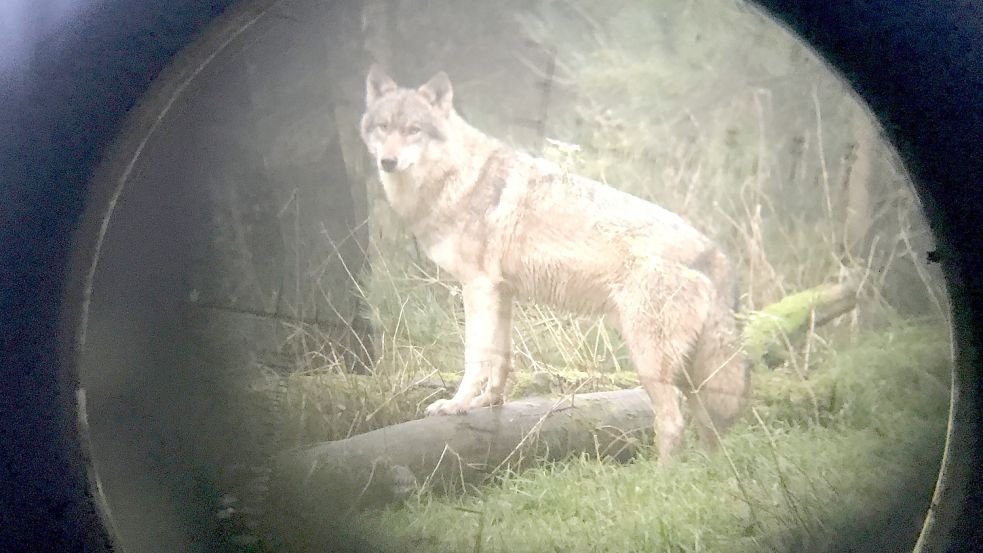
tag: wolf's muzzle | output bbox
[380,157,398,173]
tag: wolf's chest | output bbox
[424,236,462,273]
[380,173,417,217]
[419,232,489,282]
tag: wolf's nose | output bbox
[380,157,398,172]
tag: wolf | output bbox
[359,64,749,459]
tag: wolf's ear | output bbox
[418,71,453,114]
[366,63,397,105]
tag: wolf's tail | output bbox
[685,292,750,450]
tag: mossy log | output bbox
[742,277,859,368]
[271,278,858,512]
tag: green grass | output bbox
[339,321,950,553]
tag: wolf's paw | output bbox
[425,398,470,416]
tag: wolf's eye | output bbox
[376,121,390,132]
[406,125,421,136]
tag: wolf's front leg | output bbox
[426,279,513,416]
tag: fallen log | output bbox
[271,389,654,512]
[270,277,859,514]
[742,277,859,368]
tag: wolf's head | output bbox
[359,64,454,174]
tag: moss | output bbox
[752,320,950,429]
[741,287,834,369]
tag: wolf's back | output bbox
[529,168,739,305]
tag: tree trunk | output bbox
[840,112,876,259]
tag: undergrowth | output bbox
[352,321,950,553]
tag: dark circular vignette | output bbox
[0,1,979,552]
[0,2,240,550]
[750,2,983,550]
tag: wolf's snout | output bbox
[380,157,398,173]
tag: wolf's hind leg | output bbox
[426,279,513,416]
[614,269,710,462]
[643,368,687,462]
[618,319,701,462]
